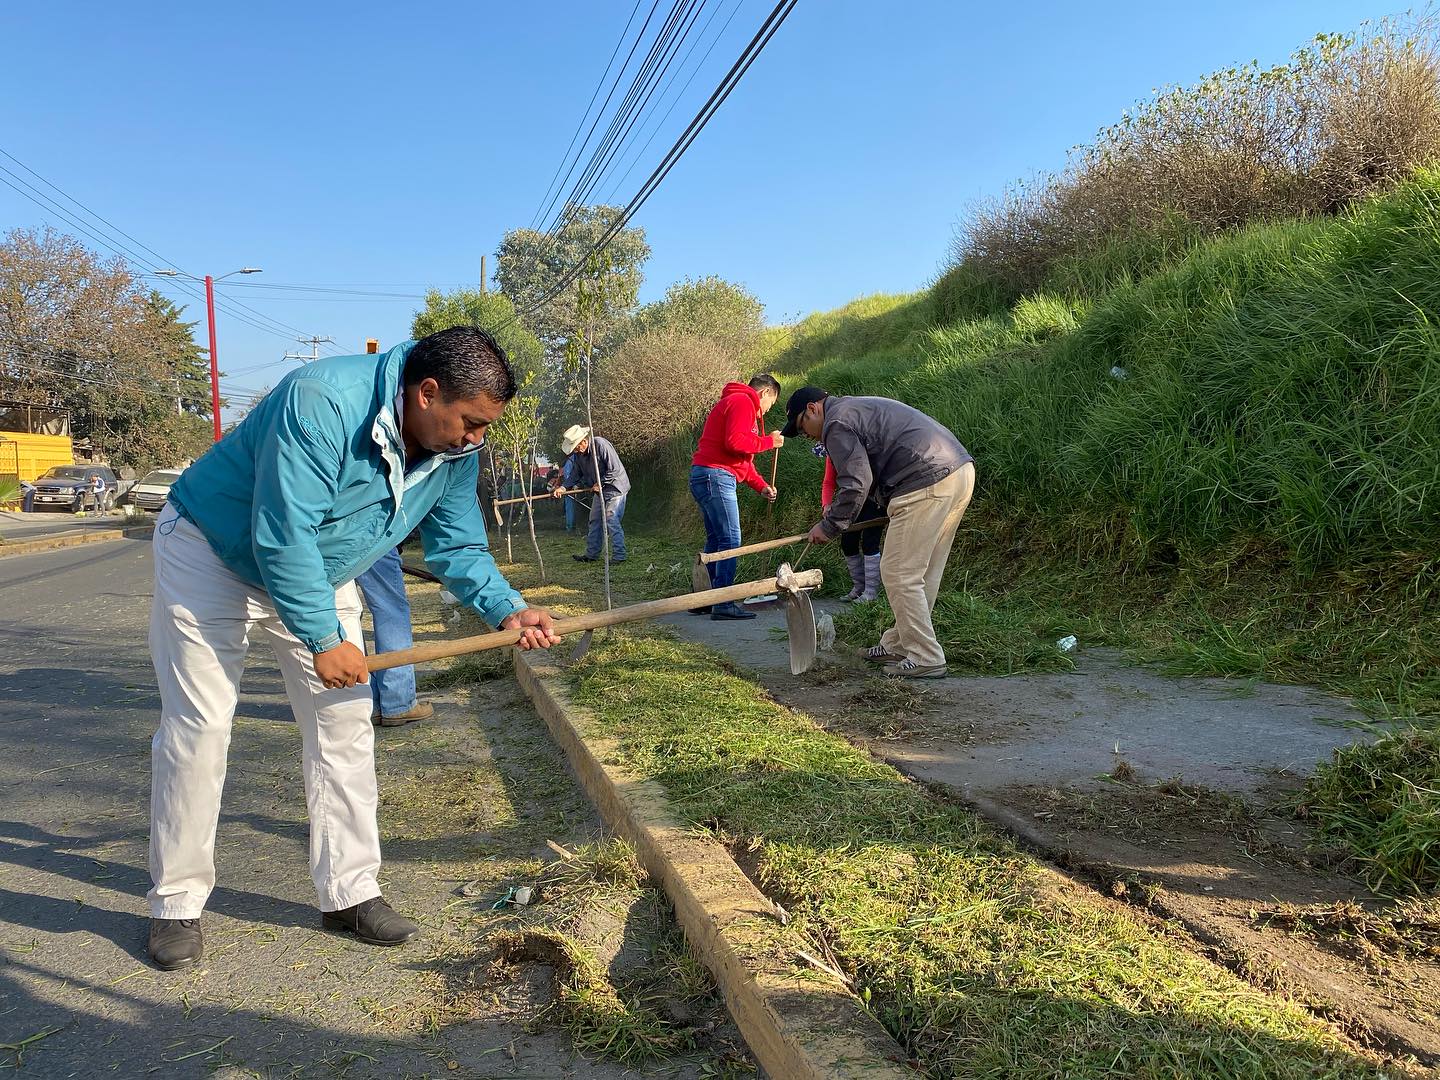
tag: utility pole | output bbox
[480,255,487,293]
[155,266,263,441]
[284,336,334,364]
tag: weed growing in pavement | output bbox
[566,630,1394,1079]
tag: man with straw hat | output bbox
[557,424,629,563]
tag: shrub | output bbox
[951,20,1440,294]
[591,328,740,459]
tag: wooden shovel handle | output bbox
[492,485,599,509]
[699,516,889,565]
[368,568,824,671]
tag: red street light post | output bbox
[155,267,263,441]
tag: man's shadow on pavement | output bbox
[0,821,317,961]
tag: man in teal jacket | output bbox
[146,326,558,970]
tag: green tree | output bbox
[495,207,650,455]
[628,275,765,360]
[409,288,543,385]
[141,291,213,420]
[494,206,650,355]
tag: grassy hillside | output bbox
[626,174,1440,892]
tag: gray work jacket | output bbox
[570,435,631,499]
[820,396,972,536]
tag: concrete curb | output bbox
[0,524,153,559]
[513,650,911,1080]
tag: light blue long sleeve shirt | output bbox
[169,340,526,651]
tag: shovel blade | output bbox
[691,556,711,595]
[783,587,818,675]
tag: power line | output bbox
[526,0,649,232]
[0,145,344,356]
[527,0,668,240]
[600,0,744,205]
[512,0,799,324]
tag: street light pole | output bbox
[156,267,262,442]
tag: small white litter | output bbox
[816,612,836,651]
[1057,635,1078,652]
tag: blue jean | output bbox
[689,466,742,589]
[587,492,627,559]
[564,494,576,531]
[355,547,416,716]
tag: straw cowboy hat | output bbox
[561,425,591,455]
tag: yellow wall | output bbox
[0,431,74,484]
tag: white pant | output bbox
[877,464,976,668]
[147,508,381,918]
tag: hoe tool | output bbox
[691,516,889,594]
[370,564,823,676]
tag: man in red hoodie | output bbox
[689,373,784,620]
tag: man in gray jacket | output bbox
[558,424,629,563]
[781,387,975,678]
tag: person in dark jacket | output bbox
[820,453,882,602]
[558,425,628,562]
[782,387,975,678]
[689,373,784,620]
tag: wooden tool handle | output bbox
[368,568,823,671]
[492,485,598,508]
[699,516,890,565]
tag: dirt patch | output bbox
[981,773,1440,1067]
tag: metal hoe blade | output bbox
[691,555,711,595]
[776,561,818,675]
[561,629,594,667]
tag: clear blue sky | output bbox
[0,0,1394,412]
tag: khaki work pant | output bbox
[147,508,381,919]
[877,463,976,668]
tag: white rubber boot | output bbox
[857,554,882,602]
[842,554,865,601]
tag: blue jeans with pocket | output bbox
[689,466,742,589]
[355,546,417,717]
[586,492,627,560]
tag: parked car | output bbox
[28,464,119,513]
[126,468,182,511]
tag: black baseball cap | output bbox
[780,387,828,437]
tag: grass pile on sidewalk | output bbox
[565,630,1394,1079]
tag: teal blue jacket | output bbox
[169,340,526,652]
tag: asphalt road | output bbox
[0,540,675,1078]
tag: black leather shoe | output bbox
[572,554,596,562]
[149,917,203,970]
[711,601,757,621]
[687,606,712,615]
[322,896,418,946]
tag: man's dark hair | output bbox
[403,326,517,403]
[748,372,781,397]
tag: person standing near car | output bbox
[82,472,105,513]
[689,373,784,620]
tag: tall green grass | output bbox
[624,173,1440,892]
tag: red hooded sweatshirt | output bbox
[692,382,777,493]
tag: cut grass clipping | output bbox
[568,632,1390,1079]
[1297,728,1440,896]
